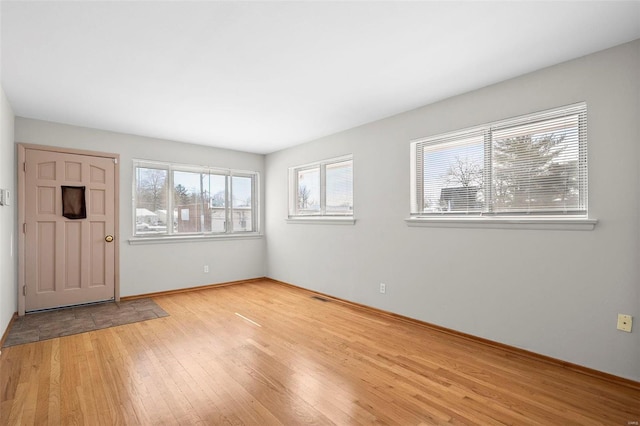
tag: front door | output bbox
[23,148,117,311]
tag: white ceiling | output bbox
[1,1,639,154]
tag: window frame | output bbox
[409,103,597,230]
[288,154,354,223]
[131,160,260,242]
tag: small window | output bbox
[133,161,259,237]
[411,103,588,217]
[289,155,353,218]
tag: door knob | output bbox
[105,235,114,243]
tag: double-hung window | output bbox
[411,103,589,220]
[133,160,259,238]
[288,155,353,219]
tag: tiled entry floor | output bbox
[2,298,169,347]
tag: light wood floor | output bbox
[1,281,639,425]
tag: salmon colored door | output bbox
[24,148,116,311]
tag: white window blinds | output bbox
[289,155,353,217]
[412,103,587,216]
[326,160,353,214]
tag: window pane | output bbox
[492,115,582,213]
[134,162,258,236]
[135,167,168,234]
[422,136,484,213]
[231,175,253,232]
[326,160,353,214]
[210,174,227,233]
[297,167,320,214]
[173,171,211,233]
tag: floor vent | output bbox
[311,296,329,302]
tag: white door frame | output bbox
[17,143,120,316]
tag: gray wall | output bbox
[15,118,266,297]
[4,40,639,382]
[265,40,640,381]
[0,85,16,337]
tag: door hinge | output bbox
[23,162,26,172]
[113,158,118,164]
[23,286,26,296]
[23,223,26,233]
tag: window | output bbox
[411,103,588,218]
[133,160,259,237]
[289,155,353,218]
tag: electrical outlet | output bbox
[617,314,632,332]
[379,283,386,294]
[204,265,209,273]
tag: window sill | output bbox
[405,216,598,231]
[286,216,356,225]
[129,233,264,245]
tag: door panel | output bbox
[25,149,116,311]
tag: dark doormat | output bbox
[2,298,169,348]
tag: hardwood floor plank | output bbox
[34,341,52,426]
[1,280,639,425]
